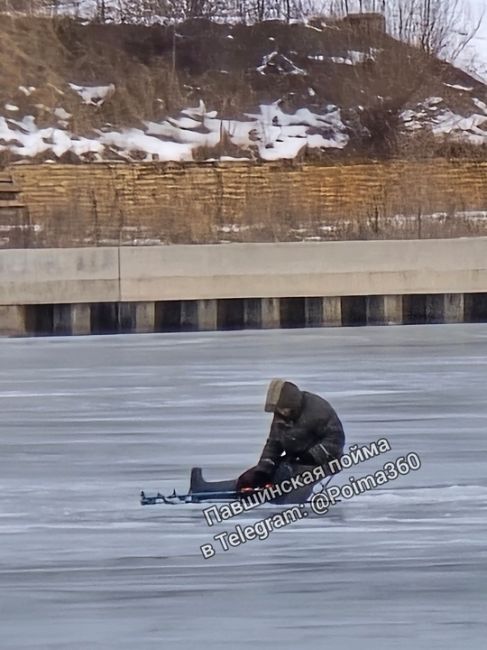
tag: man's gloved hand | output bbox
[236,465,272,491]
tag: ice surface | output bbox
[1,325,486,649]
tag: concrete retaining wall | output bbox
[0,247,119,305]
[1,239,487,306]
[119,239,487,301]
[1,238,487,335]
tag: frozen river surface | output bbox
[1,325,486,650]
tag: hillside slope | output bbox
[1,15,487,163]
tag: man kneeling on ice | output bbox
[236,379,345,492]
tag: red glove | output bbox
[236,465,271,491]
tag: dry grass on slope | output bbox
[1,15,487,164]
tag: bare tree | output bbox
[239,0,308,22]
[164,0,225,20]
[319,0,483,62]
[117,0,168,24]
[95,0,107,21]
[3,0,482,57]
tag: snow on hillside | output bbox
[68,83,115,106]
[400,91,487,145]
[3,80,487,162]
[0,95,349,162]
[2,10,487,163]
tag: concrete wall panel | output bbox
[0,248,119,305]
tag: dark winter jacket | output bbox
[257,390,345,475]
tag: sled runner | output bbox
[140,466,319,506]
